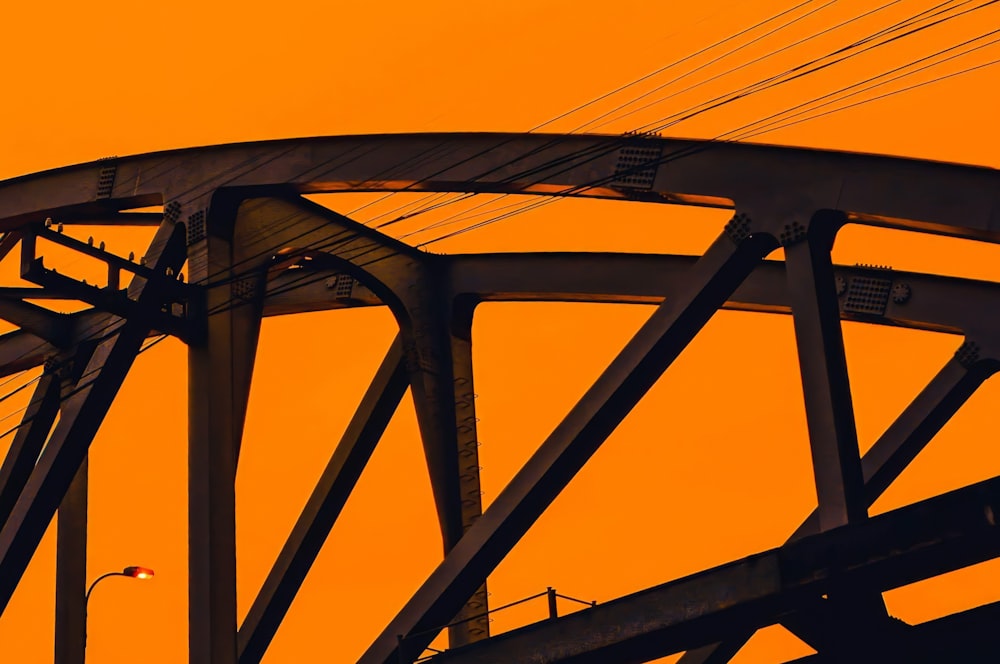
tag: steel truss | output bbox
[0,133,997,663]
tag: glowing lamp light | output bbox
[86,565,156,605]
[123,566,155,580]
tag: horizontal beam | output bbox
[0,134,997,243]
[448,253,1000,337]
[259,253,1000,338]
[429,473,1000,664]
[0,299,69,347]
[4,251,999,378]
[785,600,1000,663]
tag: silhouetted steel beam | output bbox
[0,331,154,613]
[188,206,265,664]
[400,292,491,647]
[1,135,997,245]
[360,230,775,664]
[0,232,20,261]
[785,216,867,529]
[0,298,70,347]
[0,329,57,377]
[0,372,61,526]
[784,600,1000,663]
[449,253,1000,335]
[429,472,1000,664]
[237,196,494,647]
[444,323,491,647]
[2,252,995,378]
[782,216,887,647]
[679,346,998,664]
[53,211,163,226]
[0,223,185,615]
[54,457,87,664]
[20,224,190,340]
[237,335,409,664]
[792,353,996,542]
[400,294,476,559]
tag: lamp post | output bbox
[84,566,154,659]
[85,566,155,604]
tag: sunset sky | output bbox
[2,1,1000,662]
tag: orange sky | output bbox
[2,1,1000,662]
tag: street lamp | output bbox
[84,566,154,660]
[85,566,155,604]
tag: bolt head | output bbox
[891,282,911,304]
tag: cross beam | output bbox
[428,472,1000,663]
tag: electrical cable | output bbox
[582,0,905,132]
[0,1,998,437]
[573,0,841,133]
[385,0,986,240]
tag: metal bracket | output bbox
[18,223,193,340]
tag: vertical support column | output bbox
[187,205,263,664]
[0,221,183,618]
[445,308,489,647]
[55,457,87,664]
[783,211,884,652]
[678,345,997,664]
[403,293,490,648]
[364,230,774,664]
[783,212,866,530]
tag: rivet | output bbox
[835,275,847,296]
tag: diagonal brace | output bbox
[237,335,408,664]
[360,230,776,664]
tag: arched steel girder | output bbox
[0,133,997,663]
[1,213,1000,662]
[0,133,997,242]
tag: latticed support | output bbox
[0,133,995,663]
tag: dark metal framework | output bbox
[0,133,998,663]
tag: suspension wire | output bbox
[740,42,1000,138]
[390,0,981,239]
[573,0,840,133]
[531,0,818,132]
[404,0,997,243]
[354,1,827,229]
[0,4,828,441]
[640,0,992,133]
[0,14,993,641]
[417,12,1000,245]
[584,0,906,132]
[207,0,992,298]
[361,192,464,226]
[114,0,1000,323]
[725,27,1000,140]
[0,369,33,394]
[0,334,168,439]
[397,194,514,240]
[0,2,997,433]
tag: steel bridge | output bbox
[0,133,998,663]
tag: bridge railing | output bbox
[400,587,598,662]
